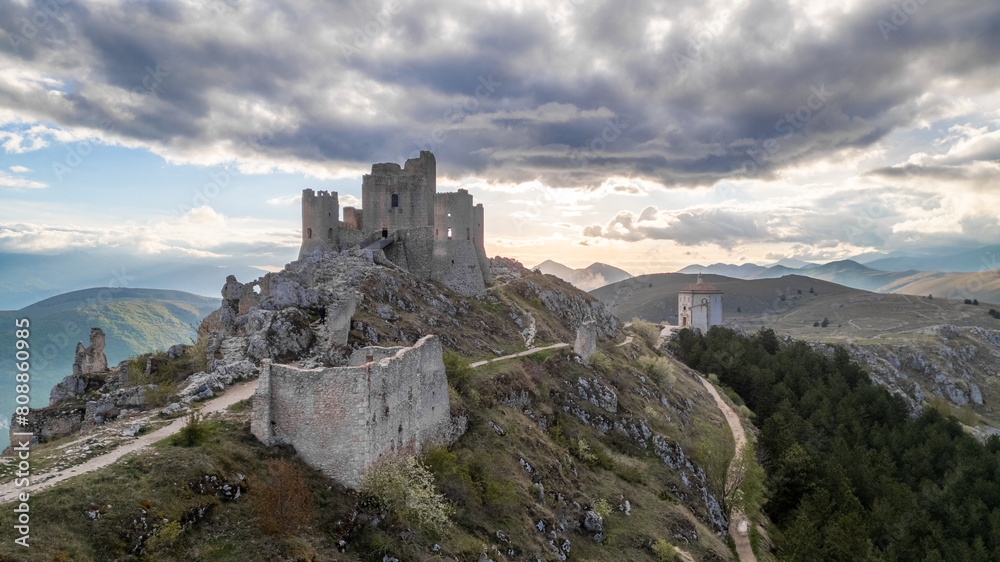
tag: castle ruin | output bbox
[251,335,451,488]
[297,151,492,297]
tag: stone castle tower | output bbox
[295,151,492,296]
[362,150,436,234]
[299,189,340,258]
[432,189,492,293]
[678,274,723,332]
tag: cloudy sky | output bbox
[2,0,999,279]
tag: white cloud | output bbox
[0,171,46,189]
[9,165,30,173]
[266,194,301,206]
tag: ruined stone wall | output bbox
[338,228,370,250]
[362,151,436,234]
[574,320,597,364]
[473,203,493,285]
[7,405,85,449]
[251,335,450,488]
[342,206,363,230]
[431,190,489,296]
[383,226,433,280]
[299,189,340,259]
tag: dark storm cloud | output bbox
[2,0,999,184]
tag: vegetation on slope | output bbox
[672,326,1000,561]
[0,288,220,449]
[0,269,748,561]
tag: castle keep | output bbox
[298,151,493,296]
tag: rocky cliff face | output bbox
[807,324,1000,426]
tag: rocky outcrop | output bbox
[49,372,105,405]
[807,324,1000,416]
[73,327,108,376]
[177,360,258,404]
[509,278,619,338]
[83,385,157,426]
[6,404,86,449]
[49,327,112,405]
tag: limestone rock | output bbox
[121,422,143,437]
[84,385,155,425]
[167,344,186,359]
[178,360,257,404]
[73,328,108,376]
[577,377,618,413]
[582,511,604,533]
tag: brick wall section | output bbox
[251,335,451,489]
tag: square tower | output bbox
[361,151,436,235]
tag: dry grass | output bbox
[251,459,316,536]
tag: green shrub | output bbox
[590,351,611,372]
[652,539,681,561]
[638,355,676,387]
[172,412,210,447]
[443,351,472,393]
[572,438,615,470]
[145,520,182,555]
[630,318,661,348]
[593,498,613,519]
[360,456,453,537]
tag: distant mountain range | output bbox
[533,260,633,290]
[864,245,1000,273]
[0,251,275,310]
[669,246,1000,302]
[879,269,1000,304]
[676,259,919,291]
[591,273,862,324]
[0,288,220,450]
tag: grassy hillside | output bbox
[0,269,751,561]
[876,268,1000,304]
[591,272,862,324]
[791,259,919,292]
[0,288,220,449]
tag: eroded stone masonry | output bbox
[297,151,493,297]
[251,335,451,488]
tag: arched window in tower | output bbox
[328,228,334,240]
[307,227,312,239]
[391,194,399,208]
[447,228,452,239]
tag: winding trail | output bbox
[0,380,259,505]
[469,343,569,368]
[657,325,677,347]
[699,377,758,562]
